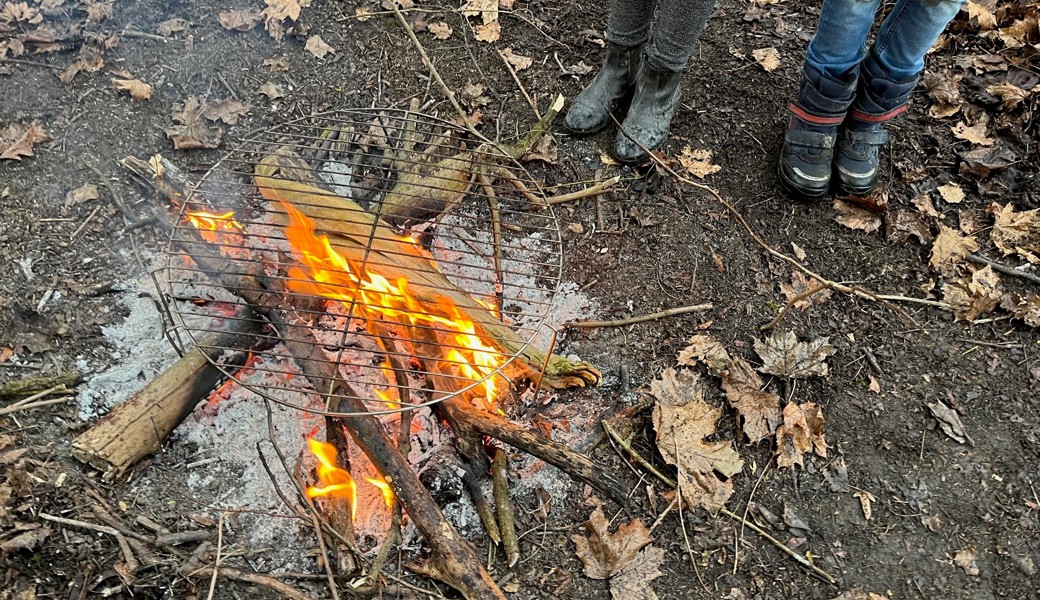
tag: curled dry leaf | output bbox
[65,183,98,207]
[884,207,933,245]
[258,81,286,100]
[947,265,1002,321]
[677,146,721,179]
[965,1,996,30]
[936,183,964,204]
[427,21,452,40]
[501,47,533,71]
[754,330,836,379]
[721,357,781,445]
[677,334,731,375]
[218,9,263,32]
[264,55,290,72]
[833,199,882,233]
[987,202,1040,260]
[929,224,978,276]
[927,400,973,445]
[112,78,152,101]
[1,121,51,160]
[912,193,940,218]
[1001,292,1040,327]
[0,527,51,552]
[775,402,827,469]
[951,118,995,147]
[571,506,652,579]
[305,35,335,59]
[156,17,190,36]
[751,47,780,72]
[650,368,743,513]
[853,490,875,520]
[954,548,981,576]
[986,82,1030,111]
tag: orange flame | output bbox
[185,209,247,250]
[278,200,504,409]
[305,438,357,518]
[365,477,394,508]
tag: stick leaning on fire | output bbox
[114,100,628,600]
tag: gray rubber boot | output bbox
[613,58,683,164]
[565,43,641,135]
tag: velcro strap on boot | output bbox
[784,129,835,149]
[843,129,889,146]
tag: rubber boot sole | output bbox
[777,161,830,201]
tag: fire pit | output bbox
[82,106,627,599]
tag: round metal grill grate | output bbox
[156,109,563,416]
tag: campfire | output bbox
[74,107,625,600]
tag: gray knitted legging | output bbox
[606,0,716,72]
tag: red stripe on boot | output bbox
[850,104,909,123]
[788,103,845,126]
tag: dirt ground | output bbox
[2,0,1039,599]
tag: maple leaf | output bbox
[833,199,881,232]
[305,35,335,59]
[951,118,995,146]
[965,1,996,30]
[751,47,780,72]
[936,182,965,204]
[780,270,832,310]
[1001,292,1040,327]
[941,268,1002,322]
[258,81,286,100]
[203,98,249,124]
[112,78,152,101]
[165,97,222,150]
[650,368,743,514]
[721,357,780,445]
[500,47,532,71]
[677,146,721,179]
[609,546,665,600]
[912,193,940,219]
[754,330,835,379]
[218,9,263,31]
[986,82,1030,111]
[676,334,731,375]
[987,202,1040,260]
[572,506,652,579]
[775,402,826,469]
[0,121,51,160]
[929,224,978,276]
[427,21,452,40]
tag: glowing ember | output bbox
[278,200,505,409]
[373,387,400,410]
[185,208,246,249]
[365,476,394,508]
[305,438,357,518]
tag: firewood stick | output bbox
[0,372,81,396]
[71,313,258,479]
[491,447,520,567]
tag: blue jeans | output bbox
[805,0,965,81]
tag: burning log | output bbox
[71,314,257,478]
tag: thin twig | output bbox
[735,462,771,575]
[761,283,828,331]
[477,172,505,316]
[601,420,675,488]
[719,507,838,584]
[673,448,709,593]
[546,176,621,205]
[491,447,520,567]
[0,57,63,71]
[2,383,70,407]
[967,253,1040,285]
[0,396,72,416]
[192,567,312,600]
[205,513,225,600]
[497,50,540,119]
[39,513,119,536]
[565,303,713,328]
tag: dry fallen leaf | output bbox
[965,1,996,30]
[156,17,190,36]
[203,98,249,124]
[474,21,501,43]
[677,334,731,375]
[677,146,721,179]
[427,21,452,40]
[112,78,152,101]
[791,242,807,260]
[650,368,743,513]
[954,548,981,576]
[165,97,223,150]
[775,402,827,468]
[571,506,652,579]
[1001,292,1040,327]
[951,118,995,147]
[751,47,780,72]
[780,270,832,310]
[928,401,973,445]
[608,546,664,600]
[721,357,781,445]
[754,330,836,379]
[263,55,290,72]
[853,490,875,520]
[305,35,335,59]
[0,121,51,160]
[65,183,98,207]
[868,375,881,394]
[830,590,892,600]
[258,81,286,100]
[912,192,941,219]
[833,199,882,232]
[936,183,964,204]
[0,527,51,552]
[988,202,1040,260]
[500,47,533,71]
[929,224,979,276]
[218,9,263,31]
[986,82,1030,111]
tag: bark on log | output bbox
[71,315,257,479]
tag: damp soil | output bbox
[1,0,1038,599]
